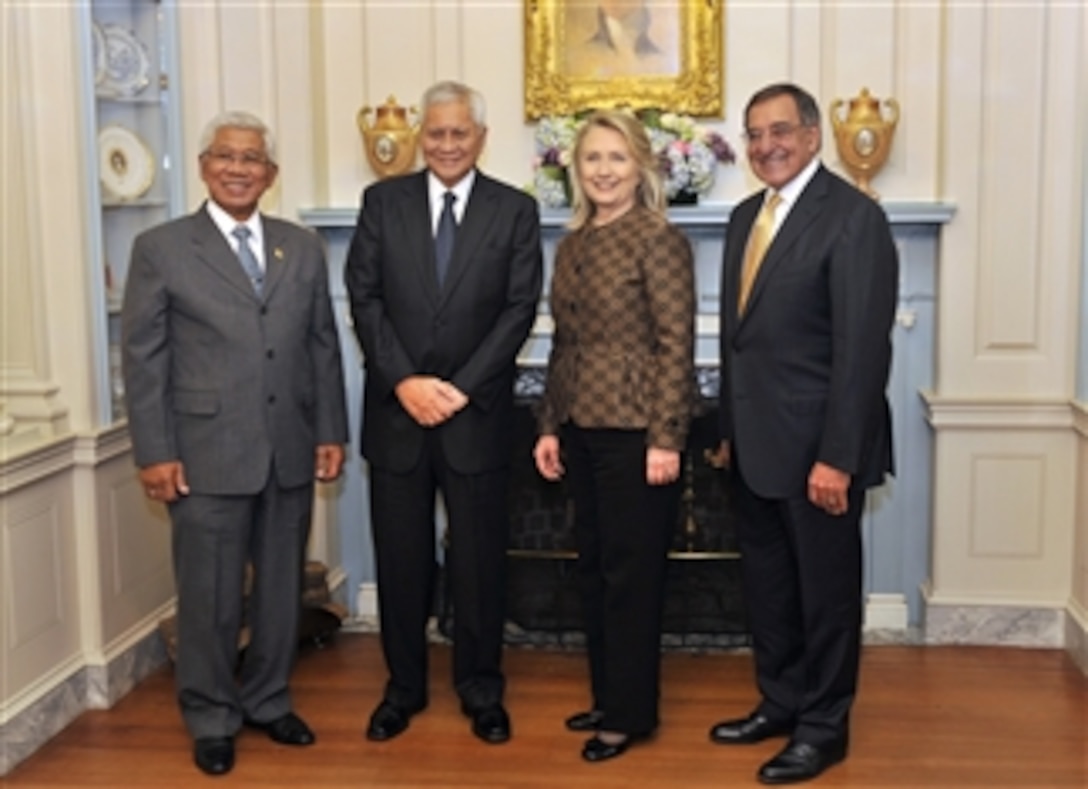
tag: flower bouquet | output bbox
[531,109,735,208]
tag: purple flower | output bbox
[705,132,736,164]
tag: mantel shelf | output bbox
[300,200,956,229]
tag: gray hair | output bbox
[421,81,487,127]
[197,111,278,164]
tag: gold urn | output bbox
[829,88,899,198]
[357,96,419,179]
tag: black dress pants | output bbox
[732,465,865,748]
[561,423,680,735]
[369,432,509,712]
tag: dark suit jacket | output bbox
[537,206,695,451]
[345,170,543,475]
[122,205,349,493]
[719,165,898,499]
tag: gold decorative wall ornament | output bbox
[829,88,899,198]
[357,96,419,179]
[524,0,723,120]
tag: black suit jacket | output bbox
[719,165,898,499]
[345,170,543,474]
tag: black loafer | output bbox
[565,710,605,732]
[581,733,646,763]
[758,740,847,784]
[465,703,511,744]
[246,712,315,746]
[366,701,416,742]
[709,712,792,745]
[193,736,235,776]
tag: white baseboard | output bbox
[864,593,909,630]
[355,582,379,620]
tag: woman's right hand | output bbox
[533,434,564,481]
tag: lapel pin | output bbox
[273,247,284,260]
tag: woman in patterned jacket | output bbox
[533,109,696,762]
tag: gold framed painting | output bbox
[524,0,724,119]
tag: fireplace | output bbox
[495,370,749,649]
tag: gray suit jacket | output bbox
[122,204,348,494]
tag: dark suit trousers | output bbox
[369,432,509,711]
[169,465,313,740]
[731,464,864,748]
[561,424,679,735]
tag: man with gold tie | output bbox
[710,83,899,784]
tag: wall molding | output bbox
[1072,400,1087,437]
[923,392,1075,430]
[71,423,132,466]
[0,434,75,493]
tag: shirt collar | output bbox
[771,157,821,208]
[206,199,263,253]
[427,170,476,222]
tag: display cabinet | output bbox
[79,0,184,423]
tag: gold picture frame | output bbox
[524,0,723,119]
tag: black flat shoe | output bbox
[366,701,417,742]
[565,710,605,732]
[581,733,646,763]
[758,739,847,784]
[193,736,234,776]
[709,712,792,745]
[246,711,315,746]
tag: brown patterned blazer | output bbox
[537,206,695,450]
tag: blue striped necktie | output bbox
[231,225,264,295]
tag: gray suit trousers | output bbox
[169,465,313,739]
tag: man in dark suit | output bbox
[345,80,543,745]
[122,111,348,776]
[710,83,898,784]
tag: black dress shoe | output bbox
[565,710,605,732]
[193,737,235,776]
[758,740,847,784]
[581,733,647,763]
[709,712,792,744]
[366,701,416,742]
[465,703,511,744]
[246,712,315,746]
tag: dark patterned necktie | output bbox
[434,191,457,286]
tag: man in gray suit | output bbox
[122,111,348,776]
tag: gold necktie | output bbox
[737,192,782,314]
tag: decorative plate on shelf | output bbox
[98,125,155,200]
[98,23,150,97]
[91,21,107,87]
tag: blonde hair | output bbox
[568,110,665,230]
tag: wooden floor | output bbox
[6,634,1086,788]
